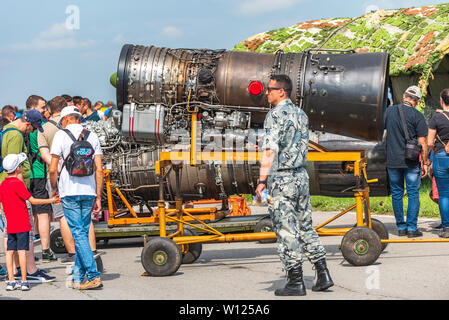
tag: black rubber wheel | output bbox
[353,218,389,252]
[50,229,68,254]
[369,218,389,252]
[95,255,104,273]
[141,237,182,277]
[181,229,203,264]
[254,218,277,244]
[341,227,382,266]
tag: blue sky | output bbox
[0,0,447,109]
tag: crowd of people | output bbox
[0,94,112,291]
[1,85,448,295]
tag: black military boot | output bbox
[274,266,306,296]
[312,258,334,292]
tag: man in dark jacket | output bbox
[384,86,429,238]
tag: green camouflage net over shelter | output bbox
[233,3,449,118]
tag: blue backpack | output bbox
[0,127,25,173]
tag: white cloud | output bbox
[112,33,126,44]
[39,22,74,39]
[162,26,182,38]
[7,22,94,51]
[236,0,304,16]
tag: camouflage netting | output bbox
[233,3,449,117]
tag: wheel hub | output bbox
[153,250,168,266]
[353,239,369,255]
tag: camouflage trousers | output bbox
[268,168,326,271]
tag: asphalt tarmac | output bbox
[1,208,448,301]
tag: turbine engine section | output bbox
[116,44,390,144]
[83,119,160,205]
[84,119,389,206]
[83,119,260,204]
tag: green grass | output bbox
[311,177,440,219]
[245,178,440,219]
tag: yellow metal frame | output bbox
[151,110,449,248]
[105,173,251,228]
[106,109,449,252]
[154,148,374,246]
[106,109,379,248]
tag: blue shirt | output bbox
[85,110,101,122]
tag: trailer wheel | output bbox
[341,227,382,266]
[50,229,68,254]
[181,229,202,264]
[369,219,389,252]
[254,218,276,244]
[141,237,182,277]
[353,218,389,252]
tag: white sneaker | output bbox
[20,281,30,291]
[6,281,20,291]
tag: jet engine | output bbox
[98,44,390,205]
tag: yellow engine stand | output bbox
[139,140,384,276]
[104,110,449,277]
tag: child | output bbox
[0,153,59,291]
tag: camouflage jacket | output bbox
[262,98,309,173]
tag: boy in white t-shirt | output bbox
[49,106,104,290]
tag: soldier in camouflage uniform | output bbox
[256,74,333,296]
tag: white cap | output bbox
[59,106,82,124]
[2,153,27,174]
[405,85,422,99]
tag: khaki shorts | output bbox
[46,179,64,219]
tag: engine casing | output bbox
[102,44,391,204]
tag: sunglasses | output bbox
[266,87,283,92]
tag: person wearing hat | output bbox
[38,98,99,267]
[0,153,59,291]
[25,95,59,263]
[0,109,44,197]
[384,85,429,238]
[1,109,43,179]
[0,109,56,284]
[49,105,104,290]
